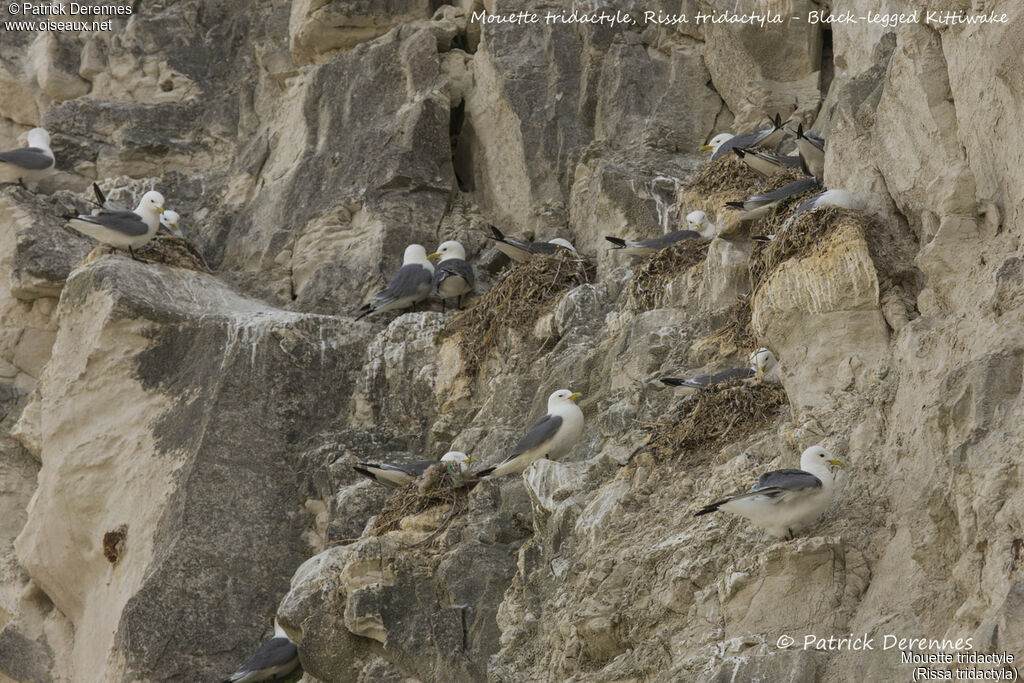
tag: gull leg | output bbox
[128,246,138,261]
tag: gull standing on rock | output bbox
[0,128,55,189]
[795,123,825,179]
[486,225,576,262]
[92,183,184,236]
[67,190,164,259]
[353,451,476,488]
[693,445,846,539]
[222,620,299,683]
[477,389,584,477]
[354,244,434,320]
[429,240,475,311]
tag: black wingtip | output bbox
[725,201,744,209]
[91,182,106,205]
[774,112,782,128]
[694,501,724,517]
[489,225,505,241]
[732,148,746,158]
[660,378,687,386]
[751,235,772,243]
[604,236,626,248]
[353,305,372,321]
[352,466,375,480]
[475,466,495,478]
[796,122,805,139]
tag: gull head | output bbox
[273,619,288,639]
[136,190,165,218]
[440,451,476,472]
[548,389,582,410]
[800,445,847,474]
[699,133,733,153]
[160,209,182,236]
[748,347,777,376]
[548,238,576,251]
[26,127,50,149]
[403,244,430,264]
[686,210,716,237]
[429,240,467,262]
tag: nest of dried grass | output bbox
[135,234,212,272]
[626,238,711,311]
[369,463,473,538]
[642,381,788,466]
[441,250,595,374]
[707,302,756,353]
[748,207,877,294]
[683,155,762,197]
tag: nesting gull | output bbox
[792,189,855,217]
[92,183,183,236]
[725,178,820,221]
[795,123,825,179]
[354,451,476,488]
[487,225,575,262]
[354,244,434,320]
[702,114,787,161]
[477,389,584,477]
[0,128,55,188]
[694,445,846,539]
[222,620,299,683]
[605,211,715,256]
[661,348,777,392]
[67,190,164,259]
[429,240,475,310]
[733,148,803,178]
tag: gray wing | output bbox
[357,460,434,477]
[73,209,149,236]
[748,150,803,169]
[0,147,53,170]
[373,263,432,305]
[229,637,298,679]
[754,468,822,493]
[799,130,825,151]
[792,191,825,216]
[523,241,559,255]
[434,259,475,289]
[708,367,755,384]
[506,413,563,459]
[711,129,769,160]
[637,230,701,249]
[749,178,820,205]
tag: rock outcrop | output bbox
[1,1,1022,682]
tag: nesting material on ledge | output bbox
[705,302,756,354]
[442,250,594,374]
[748,207,876,294]
[135,233,212,272]
[643,382,788,466]
[626,238,711,311]
[369,462,472,538]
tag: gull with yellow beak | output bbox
[91,183,184,236]
[67,190,165,260]
[477,389,584,477]
[353,451,477,488]
[699,114,787,161]
[694,445,847,539]
[661,347,777,392]
[429,240,475,310]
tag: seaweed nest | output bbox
[642,381,788,466]
[135,234,212,272]
[748,206,877,294]
[626,238,711,310]
[368,463,472,539]
[683,155,762,197]
[442,250,594,374]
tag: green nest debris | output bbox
[135,233,212,272]
[442,250,594,374]
[644,381,788,466]
[626,238,711,311]
[369,463,472,538]
[748,206,878,294]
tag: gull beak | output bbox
[157,206,164,214]
[697,144,713,151]
[828,459,847,468]
[568,392,582,401]
[465,456,478,464]
[427,253,440,260]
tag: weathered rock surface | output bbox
[1,1,1023,682]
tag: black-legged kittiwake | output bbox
[791,189,855,217]
[222,620,299,683]
[354,451,476,488]
[92,183,183,236]
[605,211,715,256]
[661,348,777,392]
[702,114,787,161]
[0,128,55,188]
[694,445,846,539]
[477,389,584,478]
[725,178,820,221]
[487,225,575,262]
[67,190,165,259]
[733,148,803,177]
[354,244,434,320]
[795,123,825,179]
[429,240,475,310]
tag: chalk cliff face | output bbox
[1,1,1022,681]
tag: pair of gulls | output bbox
[604,210,717,256]
[1,127,182,258]
[355,240,475,320]
[354,389,584,485]
[700,119,853,226]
